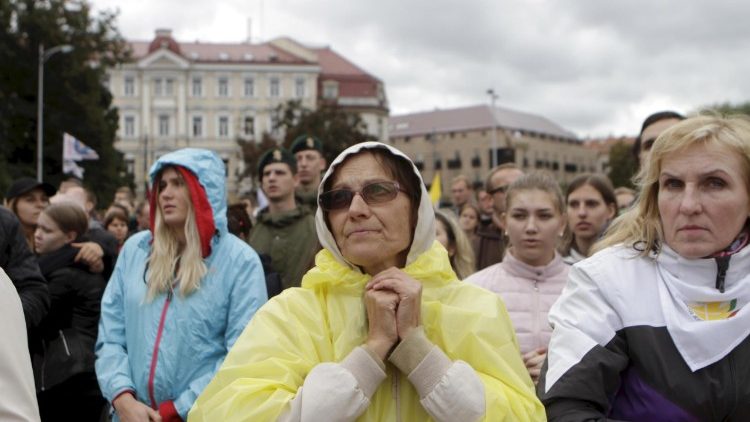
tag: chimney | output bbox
[155,28,172,38]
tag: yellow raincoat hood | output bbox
[189,142,543,421]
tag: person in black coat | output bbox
[33,202,106,421]
[0,206,49,330]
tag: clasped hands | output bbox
[364,267,422,361]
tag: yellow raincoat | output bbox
[189,243,544,421]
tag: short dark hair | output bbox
[633,111,686,165]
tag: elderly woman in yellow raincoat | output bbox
[189,142,544,421]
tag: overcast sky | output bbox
[88,0,750,138]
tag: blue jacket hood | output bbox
[149,148,228,236]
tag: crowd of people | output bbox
[2,111,750,421]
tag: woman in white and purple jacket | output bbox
[466,171,569,384]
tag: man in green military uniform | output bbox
[249,148,319,290]
[290,134,327,210]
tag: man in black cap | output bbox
[248,148,319,290]
[290,134,327,210]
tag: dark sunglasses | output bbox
[319,181,406,211]
[487,185,509,195]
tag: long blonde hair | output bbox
[435,209,476,279]
[595,114,750,256]
[146,173,208,301]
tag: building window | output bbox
[270,77,280,98]
[295,77,305,98]
[322,81,338,99]
[192,116,203,137]
[243,116,255,137]
[124,116,135,137]
[192,77,202,97]
[165,78,174,96]
[124,76,135,96]
[244,78,254,97]
[154,78,163,96]
[158,115,169,136]
[218,77,229,97]
[218,116,229,138]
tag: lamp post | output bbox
[486,88,499,169]
[37,43,74,182]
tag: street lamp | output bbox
[37,43,74,182]
[486,88,499,168]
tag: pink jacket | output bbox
[465,250,569,354]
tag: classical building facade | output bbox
[108,29,387,198]
[388,105,600,198]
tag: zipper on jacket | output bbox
[40,340,47,391]
[148,289,173,409]
[59,329,71,356]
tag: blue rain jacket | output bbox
[95,148,267,420]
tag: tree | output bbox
[698,101,750,116]
[275,100,379,165]
[607,140,637,189]
[0,0,131,201]
[237,100,379,184]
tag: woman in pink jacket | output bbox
[466,171,569,384]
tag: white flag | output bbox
[63,159,85,179]
[63,133,99,161]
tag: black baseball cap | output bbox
[6,177,56,200]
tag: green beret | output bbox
[290,134,323,154]
[257,147,296,180]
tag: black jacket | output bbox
[34,245,105,391]
[0,207,49,329]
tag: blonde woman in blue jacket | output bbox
[95,149,267,422]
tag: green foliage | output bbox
[697,101,750,117]
[238,100,379,180]
[0,0,131,200]
[275,100,378,165]
[607,140,637,189]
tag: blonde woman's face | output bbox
[459,207,479,232]
[505,189,565,267]
[658,143,750,258]
[158,167,191,230]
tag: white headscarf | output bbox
[314,142,436,272]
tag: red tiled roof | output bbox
[128,40,311,64]
[311,47,382,98]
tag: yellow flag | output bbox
[429,171,441,206]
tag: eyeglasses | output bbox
[319,181,406,211]
[487,185,509,195]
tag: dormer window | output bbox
[322,80,338,99]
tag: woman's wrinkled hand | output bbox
[364,288,400,361]
[522,347,547,385]
[367,268,422,340]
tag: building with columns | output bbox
[108,29,387,198]
[388,104,600,198]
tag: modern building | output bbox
[108,29,387,198]
[388,104,600,197]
